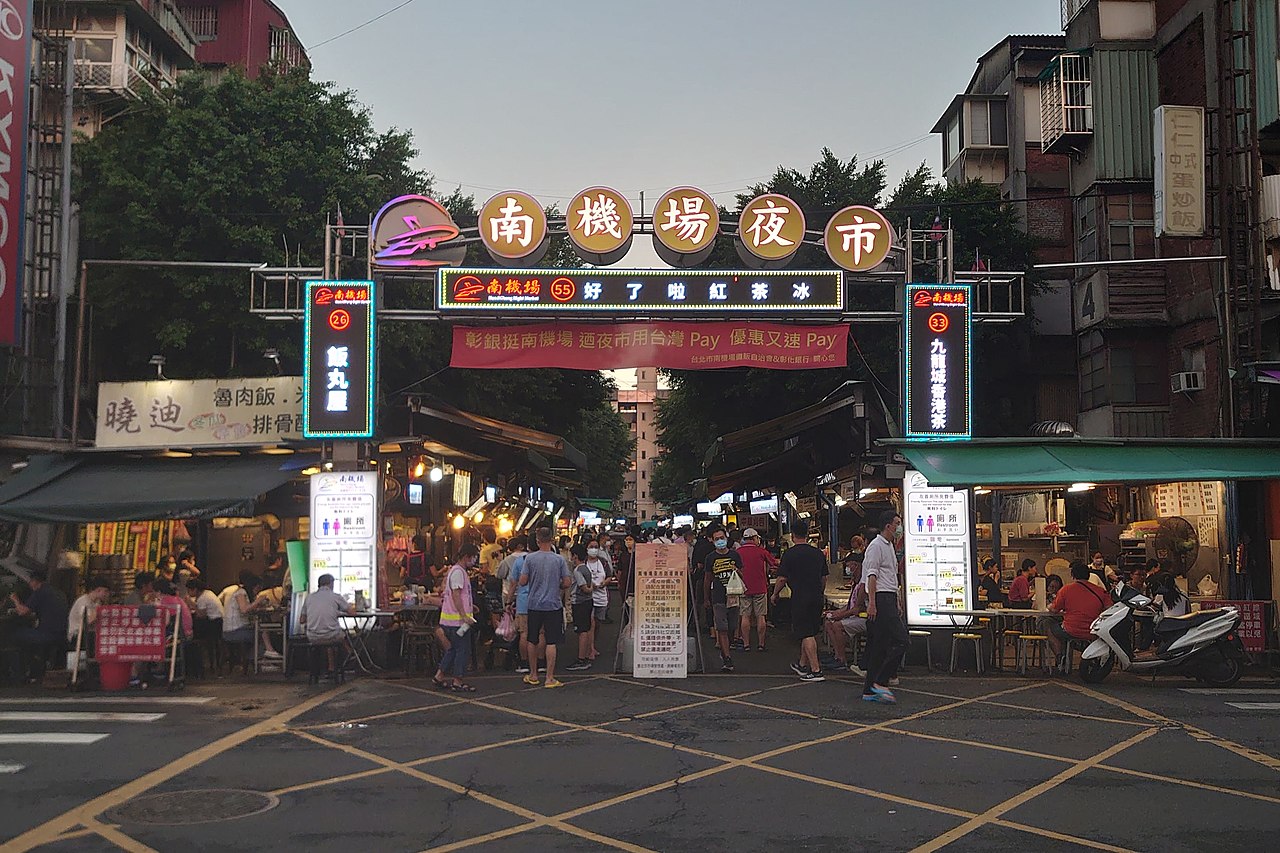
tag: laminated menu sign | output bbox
[904,470,973,626]
[310,471,380,604]
[95,605,172,663]
[633,543,688,678]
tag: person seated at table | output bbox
[67,576,112,653]
[1047,560,1112,667]
[1128,566,1148,592]
[186,576,223,671]
[822,565,868,676]
[8,570,69,684]
[1007,559,1037,609]
[246,568,285,661]
[154,578,196,679]
[403,534,431,588]
[1045,573,1064,600]
[300,573,356,684]
[220,570,259,673]
[1089,552,1117,589]
[124,571,156,605]
[978,559,1005,605]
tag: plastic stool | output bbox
[950,632,984,674]
[1017,634,1053,675]
[1000,630,1023,670]
[908,629,934,671]
[1062,638,1088,674]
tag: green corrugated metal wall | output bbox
[1093,48,1158,180]
[1257,0,1279,130]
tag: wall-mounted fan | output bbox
[1154,516,1200,577]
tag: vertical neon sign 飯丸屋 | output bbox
[303,280,376,440]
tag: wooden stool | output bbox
[1017,634,1053,675]
[908,629,934,671]
[999,630,1023,670]
[950,632,984,674]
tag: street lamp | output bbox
[263,348,281,375]
[148,355,166,380]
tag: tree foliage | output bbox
[76,68,633,498]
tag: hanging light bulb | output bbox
[451,514,465,530]
[474,510,485,524]
[430,466,444,483]
[412,458,427,479]
[496,516,514,535]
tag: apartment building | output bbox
[177,0,308,79]
[612,369,668,524]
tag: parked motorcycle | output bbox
[1079,582,1246,687]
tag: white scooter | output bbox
[1079,582,1246,687]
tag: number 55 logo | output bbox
[0,1,26,42]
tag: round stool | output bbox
[1000,630,1023,670]
[950,632,984,674]
[1017,634,1053,675]
[908,629,934,671]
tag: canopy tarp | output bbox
[889,439,1280,488]
[0,454,303,523]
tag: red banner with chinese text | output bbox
[451,322,849,370]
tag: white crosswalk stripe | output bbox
[1225,702,1280,710]
[0,700,173,774]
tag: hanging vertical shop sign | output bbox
[903,470,973,627]
[1153,106,1205,237]
[737,193,805,266]
[0,1,32,347]
[303,280,376,440]
[652,186,719,267]
[478,190,549,266]
[309,471,379,604]
[904,284,971,439]
[824,205,894,272]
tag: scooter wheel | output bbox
[1201,656,1242,689]
[1080,656,1114,684]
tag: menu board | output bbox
[904,470,973,626]
[309,471,380,605]
[1154,482,1220,517]
[96,605,173,663]
[633,543,688,678]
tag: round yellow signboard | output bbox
[479,191,547,260]
[738,193,806,262]
[567,186,634,256]
[653,186,719,255]
[823,205,894,272]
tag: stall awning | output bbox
[0,454,303,523]
[887,439,1280,487]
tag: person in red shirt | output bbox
[1007,559,1037,609]
[735,528,778,652]
[1047,560,1113,663]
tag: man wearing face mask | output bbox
[861,512,909,704]
[703,529,743,672]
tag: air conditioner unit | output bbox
[1171,371,1205,393]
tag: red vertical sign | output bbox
[0,2,32,347]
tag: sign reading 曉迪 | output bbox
[303,281,376,440]
[95,377,303,449]
[905,284,972,439]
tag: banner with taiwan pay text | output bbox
[450,322,849,370]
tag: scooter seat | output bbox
[1153,608,1229,634]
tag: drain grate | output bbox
[103,789,279,826]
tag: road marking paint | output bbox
[1226,702,1280,710]
[1178,688,1280,695]
[1095,762,1280,805]
[0,712,165,723]
[992,819,1137,853]
[908,727,1159,853]
[0,762,25,773]
[2,684,352,853]
[84,816,159,853]
[0,733,110,745]
[0,696,213,705]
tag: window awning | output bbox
[886,439,1280,488]
[0,454,304,524]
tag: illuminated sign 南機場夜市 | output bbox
[904,284,971,439]
[303,281,376,440]
[437,269,843,314]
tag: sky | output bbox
[284,0,1062,387]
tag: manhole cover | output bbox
[103,789,279,826]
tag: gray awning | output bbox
[0,454,302,523]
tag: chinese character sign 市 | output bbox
[304,281,376,439]
[905,285,971,438]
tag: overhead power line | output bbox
[307,0,420,51]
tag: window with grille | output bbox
[269,26,306,69]
[182,5,219,40]
[1104,193,1155,261]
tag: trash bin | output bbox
[99,661,131,691]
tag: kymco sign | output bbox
[0,0,31,347]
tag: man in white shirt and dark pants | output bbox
[861,511,909,705]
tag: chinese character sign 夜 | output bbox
[905,285,972,439]
[304,281,377,440]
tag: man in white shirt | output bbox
[861,512,909,704]
[67,577,112,647]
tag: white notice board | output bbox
[633,543,688,678]
[309,471,380,604]
[904,470,973,626]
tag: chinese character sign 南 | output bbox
[905,285,971,439]
[303,281,376,440]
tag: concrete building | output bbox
[612,368,668,524]
[177,0,308,79]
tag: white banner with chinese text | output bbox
[95,377,304,449]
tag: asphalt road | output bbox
[1,662,1278,853]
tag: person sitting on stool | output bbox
[8,570,69,684]
[300,573,355,684]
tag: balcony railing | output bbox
[74,59,164,98]
[1041,53,1092,153]
[1061,0,1091,29]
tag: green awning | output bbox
[0,454,303,523]
[890,439,1280,487]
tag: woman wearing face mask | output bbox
[703,531,744,672]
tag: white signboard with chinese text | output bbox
[95,377,302,449]
[309,472,380,606]
[904,470,973,627]
[633,543,688,678]
[1154,106,1205,237]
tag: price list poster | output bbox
[904,470,974,626]
[633,543,688,678]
